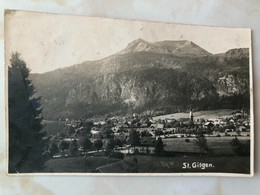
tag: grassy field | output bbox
[42,136,250,173]
[162,137,250,155]
[124,155,250,174]
[153,109,236,121]
[42,157,120,172]
[42,154,250,174]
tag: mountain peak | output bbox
[118,38,168,54]
[131,38,147,43]
[118,38,212,56]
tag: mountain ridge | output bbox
[30,39,250,120]
[118,39,212,56]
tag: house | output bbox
[157,124,164,130]
[149,123,164,130]
[141,123,148,128]
[114,132,127,141]
[163,128,175,134]
[112,123,128,132]
[179,118,191,124]
[194,118,202,124]
[109,117,119,124]
[225,129,232,133]
[238,126,247,132]
[234,112,243,118]
[165,118,175,123]
[129,146,155,155]
[228,119,235,124]
[150,124,157,128]
[93,121,106,126]
[91,127,99,131]
[91,129,101,138]
[149,118,156,123]
[208,118,223,125]
[203,122,214,129]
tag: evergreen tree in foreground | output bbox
[8,52,46,173]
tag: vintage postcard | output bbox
[5,10,253,176]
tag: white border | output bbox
[4,10,254,177]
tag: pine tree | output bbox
[195,133,212,155]
[8,52,46,173]
[127,129,141,150]
[155,137,164,156]
[79,137,92,154]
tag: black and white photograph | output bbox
[5,10,253,176]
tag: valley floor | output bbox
[41,155,250,174]
[124,155,250,174]
[42,136,250,174]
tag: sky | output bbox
[5,10,251,73]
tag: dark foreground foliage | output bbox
[8,52,46,173]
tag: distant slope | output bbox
[153,109,236,121]
[30,39,250,120]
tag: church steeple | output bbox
[189,109,194,122]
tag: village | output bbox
[43,109,250,163]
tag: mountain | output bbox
[30,39,250,120]
[119,38,212,56]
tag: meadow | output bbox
[124,155,250,174]
[162,136,250,155]
[42,157,120,172]
[42,136,250,174]
[153,109,236,121]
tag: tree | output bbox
[93,140,103,151]
[58,140,70,152]
[106,138,116,152]
[67,126,75,136]
[58,132,66,139]
[102,127,114,139]
[145,119,152,127]
[115,138,123,148]
[69,139,79,156]
[49,142,58,157]
[230,137,250,156]
[127,129,141,149]
[80,121,93,136]
[8,52,46,173]
[195,133,212,154]
[154,137,164,156]
[79,137,92,153]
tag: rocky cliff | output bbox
[30,39,250,120]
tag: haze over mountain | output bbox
[30,39,250,120]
